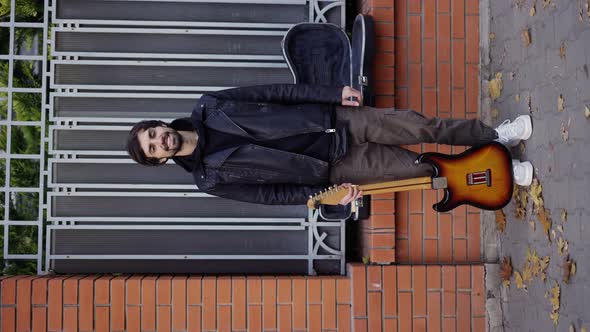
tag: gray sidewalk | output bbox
[483,0,590,331]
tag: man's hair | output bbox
[126,120,169,166]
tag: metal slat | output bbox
[53,28,285,60]
[50,195,307,219]
[50,161,193,186]
[54,0,308,26]
[53,62,292,89]
[52,95,197,119]
[53,129,128,151]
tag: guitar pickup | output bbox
[467,169,492,187]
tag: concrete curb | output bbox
[485,264,506,332]
[480,0,505,331]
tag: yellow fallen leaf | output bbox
[557,237,568,256]
[515,94,521,102]
[500,256,513,280]
[561,119,571,142]
[585,105,590,118]
[570,323,575,332]
[489,73,503,100]
[514,271,527,290]
[519,141,526,155]
[561,209,567,222]
[514,184,528,219]
[530,4,537,16]
[522,28,532,47]
[526,94,532,112]
[549,281,561,325]
[496,209,507,232]
[558,94,565,112]
[522,263,533,283]
[543,0,552,9]
[529,179,543,211]
[538,208,552,242]
[557,225,564,233]
[560,43,566,59]
[563,256,575,284]
[491,108,499,120]
[531,260,541,277]
[571,262,576,276]
[529,219,536,231]
[544,260,554,276]
[490,32,496,40]
[550,282,560,311]
[526,247,534,261]
[581,327,587,332]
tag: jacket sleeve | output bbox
[207,84,343,105]
[205,182,327,206]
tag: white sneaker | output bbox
[512,160,533,186]
[495,115,533,147]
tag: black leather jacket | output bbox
[176,84,348,205]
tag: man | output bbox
[127,84,533,206]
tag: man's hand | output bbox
[341,86,362,107]
[338,183,363,205]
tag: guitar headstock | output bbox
[307,185,350,209]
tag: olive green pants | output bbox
[329,106,498,185]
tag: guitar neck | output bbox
[307,177,448,209]
[357,177,435,195]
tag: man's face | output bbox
[137,125,183,162]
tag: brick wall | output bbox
[349,264,486,332]
[1,264,485,332]
[359,0,482,265]
[1,274,353,332]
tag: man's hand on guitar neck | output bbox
[338,183,363,206]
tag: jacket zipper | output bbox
[325,128,336,133]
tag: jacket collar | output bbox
[170,102,206,173]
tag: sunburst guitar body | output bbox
[416,142,513,212]
[307,142,514,212]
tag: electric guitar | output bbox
[307,142,513,212]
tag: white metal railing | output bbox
[0,0,49,273]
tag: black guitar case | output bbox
[282,14,375,107]
[282,15,375,220]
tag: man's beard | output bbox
[165,130,183,155]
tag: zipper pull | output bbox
[325,128,336,133]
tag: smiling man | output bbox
[127,84,533,206]
[136,123,192,162]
